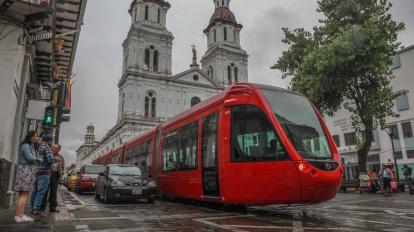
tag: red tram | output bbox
[93,83,343,205]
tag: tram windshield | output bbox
[261,89,333,160]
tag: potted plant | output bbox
[54,36,64,51]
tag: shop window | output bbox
[395,91,409,111]
[406,150,414,158]
[344,132,356,146]
[402,122,413,138]
[332,135,340,147]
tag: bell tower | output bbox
[201,0,248,87]
[117,0,173,122]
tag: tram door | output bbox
[201,112,220,196]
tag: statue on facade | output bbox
[190,44,199,67]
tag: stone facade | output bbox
[82,0,248,164]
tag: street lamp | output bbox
[383,126,400,183]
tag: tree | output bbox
[273,0,404,174]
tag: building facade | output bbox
[0,0,86,208]
[81,0,248,165]
[76,124,97,168]
[324,45,414,180]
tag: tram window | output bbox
[231,105,288,162]
[202,113,218,168]
[162,130,179,171]
[178,121,198,170]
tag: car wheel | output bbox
[76,184,82,194]
[103,187,111,203]
[146,197,155,204]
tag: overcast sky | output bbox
[59,0,414,166]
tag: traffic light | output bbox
[58,107,70,123]
[43,106,53,125]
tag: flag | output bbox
[64,80,72,108]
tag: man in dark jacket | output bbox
[30,134,54,215]
[41,144,65,212]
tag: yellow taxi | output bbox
[66,172,79,191]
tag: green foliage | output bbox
[273,0,404,172]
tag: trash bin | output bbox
[359,174,370,193]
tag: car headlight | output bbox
[111,180,124,187]
[147,181,156,188]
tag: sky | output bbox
[59,0,414,166]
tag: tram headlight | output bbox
[148,181,156,188]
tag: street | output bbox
[54,187,414,232]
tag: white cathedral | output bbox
[81,0,249,165]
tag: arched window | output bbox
[222,0,224,6]
[145,5,149,20]
[191,97,201,107]
[224,27,227,41]
[209,65,214,79]
[144,91,156,118]
[153,50,159,71]
[234,67,238,83]
[214,29,216,42]
[121,93,126,116]
[135,7,138,22]
[144,48,150,68]
[227,65,232,84]
[157,8,161,23]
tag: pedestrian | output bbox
[380,164,394,194]
[30,134,55,216]
[14,131,42,223]
[402,164,412,192]
[368,170,380,193]
[41,144,65,212]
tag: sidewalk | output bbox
[0,188,70,232]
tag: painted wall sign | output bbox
[19,31,53,44]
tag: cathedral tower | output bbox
[117,0,173,122]
[201,0,248,87]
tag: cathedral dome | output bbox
[209,7,237,25]
[129,0,170,14]
[204,7,242,33]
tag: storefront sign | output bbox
[333,118,353,132]
[19,30,53,44]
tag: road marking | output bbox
[67,190,86,206]
[293,221,303,232]
[325,215,414,228]
[227,224,355,231]
[194,218,249,232]
[73,216,129,221]
[74,224,90,232]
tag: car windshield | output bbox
[109,166,142,176]
[85,166,105,174]
[261,88,333,160]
